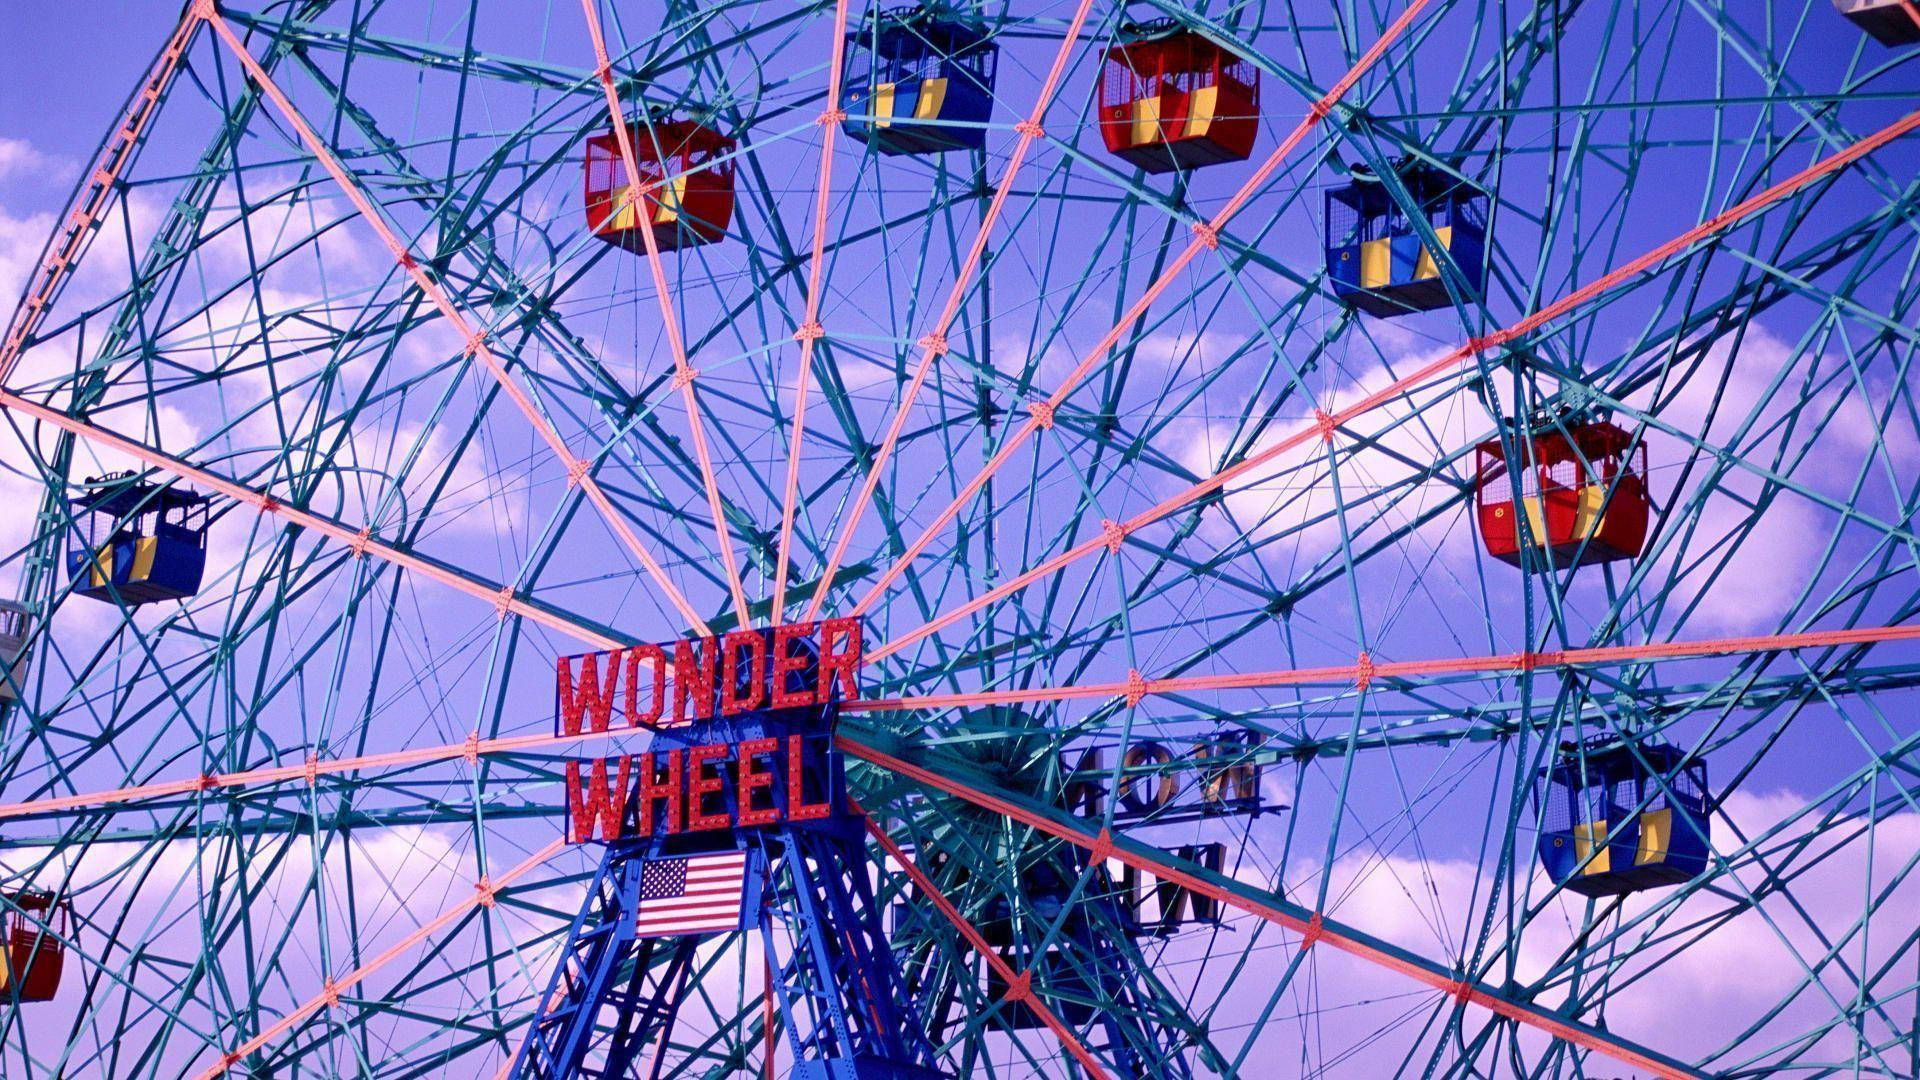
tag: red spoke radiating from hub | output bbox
[0,390,621,650]
[854,621,1920,710]
[0,7,204,386]
[190,839,564,1079]
[869,104,1920,664]
[3,617,1900,1077]
[6,618,1913,821]
[199,8,712,636]
[799,0,1102,625]
[579,0,751,625]
[847,0,1440,624]
[772,0,856,619]
[851,800,1112,1079]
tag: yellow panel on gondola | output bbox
[603,179,692,230]
[1186,85,1219,139]
[1411,225,1454,281]
[1130,95,1163,147]
[653,176,689,225]
[1636,808,1673,866]
[1574,820,1611,876]
[1359,237,1392,289]
[873,82,897,128]
[1572,484,1610,541]
[913,77,948,120]
[1514,485,1614,550]
[130,537,157,582]
[604,184,641,233]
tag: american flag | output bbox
[633,852,751,938]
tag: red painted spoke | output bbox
[578,0,751,625]
[848,0,1439,623]
[5,618,1913,828]
[869,104,1920,664]
[0,7,205,387]
[0,390,619,651]
[851,800,1112,1079]
[771,0,856,620]
[800,0,1102,625]
[190,839,564,1079]
[842,743,1703,1080]
[199,9,711,636]
[851,620,1920,711]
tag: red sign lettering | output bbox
[556,623,858,843]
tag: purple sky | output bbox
[1,3,1917,1077]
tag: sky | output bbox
[1,1,1918,1077]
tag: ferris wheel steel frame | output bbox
[0,0,1916,1077]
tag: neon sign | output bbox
[556,620,861,844]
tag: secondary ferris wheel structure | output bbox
[1,0,1919,1076]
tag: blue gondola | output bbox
[1325,161,1488,318]
[67,474,210,606]
[842,6,996,156]
[1537,740,1710,898]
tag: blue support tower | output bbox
[757,807,942,1080]
[510,844,712,1078]
[513,625,942,1079]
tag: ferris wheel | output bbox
[1,0,1919,1076]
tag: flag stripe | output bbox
[634,852,750,939]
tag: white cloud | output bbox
[1178,345,1486,564]
[1628,323,1919,634]
[0,136,68,183]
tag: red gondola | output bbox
[0,891,68,1002]
[1098,21,1258,174]
[1833,0,1920,45]
[1476,421,1650,569]
[583,117,735,253]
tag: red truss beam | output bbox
[851,800,1112,1079]
[0,389,620,650]
[867,104,1920,664]
[847,0,1441,626]
[844,742,1705,1080]
[772,0,857,619]
[799,0,1103,625]
[2,622,1898,1075]
[198,6,712,636]
[6,617,1913,821]
[852,621,1920,711]
[579,0,752,625]
[191,839,564,1078]
[0,6,205,386]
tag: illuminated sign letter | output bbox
[1062,747,1106,817]
[787,734,834,821]
[557,652,620,739]
[626,644,667,727]
[721,630,768,716]
[686,743,732,830]
[673,637,718,723]
[736,737,781,826]
[819,618,863,702]
[771,621,817,709]
[1198,732,1263,812]
[567,755,631,843]
[637,749,683,834]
